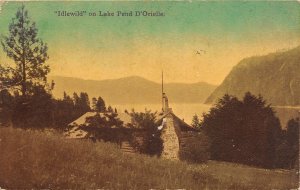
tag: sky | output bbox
[0,1,299,85]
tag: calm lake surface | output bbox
[114,103,212,125]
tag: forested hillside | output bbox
[206,47,300,106]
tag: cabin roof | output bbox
[66,112,133,139]
[66,110,197,139]
[156,111,198,132]
[68,112,132,127]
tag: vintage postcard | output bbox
[0,1,299,189]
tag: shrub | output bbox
[129,110,163,156]
[275,118,299,169]
[12,86,54,129]
[179,132,210,163]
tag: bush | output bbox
[0,89,15,126]
[275,118,299,169]
[80,113,131,144]
[12,87,54,129]
[129,110,163,156]
[179,132,210,163]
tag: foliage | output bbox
[11,85,54,129]
[202,92,282,168]
[72,92,91,115]
[179,132,210,163]
[1,5,49,96]
[107,105,113,112]
[275,118,299,169]
[286,118,299,148]
[85,112,123,129]
[129,109,163,156]
[92,96,106,112]
[130,109,156,129]
[51,91,91,129]
[0,89,15,126]
[1,89,92,130]
[191,114,201,129]
[0,5,55,129]
[77,109,163,156]
[91,97,97,111]
[78,112,125,143]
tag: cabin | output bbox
[65,112,144,153]
[65,96,198,159]
[65,73,198,159]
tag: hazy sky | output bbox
[0,1,299,84]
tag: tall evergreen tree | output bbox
[202,92,281,168]
[72,92,90,115]
[95,96,106,112]
[107,105,113,113]
[79,92,90,111]
[191,114,201,129]
[73,92,80,107]
[63,91,68,100]
[92,97,97,111]
[1,5,49,96]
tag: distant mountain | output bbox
[49,76,216,105]
[205,46,300,106]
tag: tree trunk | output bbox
[21,60,26,97]
[21,6,26,97]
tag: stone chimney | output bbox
[162,93,170,113]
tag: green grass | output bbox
[0,127,298,189]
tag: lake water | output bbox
[114,103,212,125]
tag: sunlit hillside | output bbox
[206,46,300,106]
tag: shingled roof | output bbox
[156,110,198,132]
[65,112,133,139]
[68,112,133,127]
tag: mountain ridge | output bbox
[49,75,213,86]
[205,46,300,106]
[49,75,217,105]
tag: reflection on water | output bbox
[113,103,212,125]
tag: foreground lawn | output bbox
[0,127,298,189]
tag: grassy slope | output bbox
[0,127,298,189]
